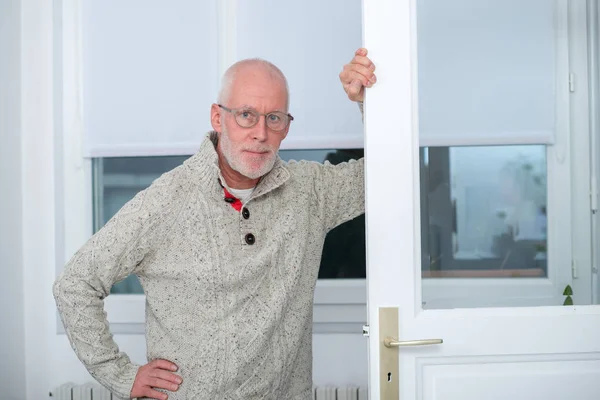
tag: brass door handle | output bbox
[383,336,443,348]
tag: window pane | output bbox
[93,145,547,294]
[421,145,547,279]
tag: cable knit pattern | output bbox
[53,132,365,399]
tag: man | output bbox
[53,48,376,400]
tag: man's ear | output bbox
[210,103,222,132]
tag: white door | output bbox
[363,0,600,399]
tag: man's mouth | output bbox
[243,149,270,155]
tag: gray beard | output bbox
[219,130,277,179]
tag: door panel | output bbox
[421,356,600,400]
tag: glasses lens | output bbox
[266,112,288,131]
[235,109,259,128]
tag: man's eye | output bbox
[268,114,281,122]
[241,111,252,119]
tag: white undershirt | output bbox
[228,187,255,204]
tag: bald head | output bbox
[218,59,290,111]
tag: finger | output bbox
[341,70,374,88]
[348,80,363,97]
[342,80,364,101]
[151,359,178,372]
[146,377,180,392]
[151,369,183,385]
[355,47,368,57]
[351,55,375,71]
[344,63,376,83]
[143,387,169,400]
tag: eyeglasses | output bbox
[218,104,294,132]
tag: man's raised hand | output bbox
[339,48,377,102]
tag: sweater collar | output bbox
[185,131,290,200]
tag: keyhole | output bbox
[387,372,392,382]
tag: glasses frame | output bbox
[218,104,294,132]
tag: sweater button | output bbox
[245,233,255,245]
[225,197,235,203]
[242,208,250,219]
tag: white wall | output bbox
[0,1,26,399]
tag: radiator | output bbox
[51,383,368,400]
[315,386,368,400]
[51,383,115,400]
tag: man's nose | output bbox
[251,117,269,141]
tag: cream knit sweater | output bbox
[53,132,365,399]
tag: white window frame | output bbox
[55,0,596,334]
[54,0,367,335]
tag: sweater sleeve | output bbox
[53,173,177,399]
[311,157,365,232]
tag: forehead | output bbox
[227,67,287,110]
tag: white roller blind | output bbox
[236,0,364,150]
[82,0,562,157]
[82,0,218,157]
[417,0,561,147]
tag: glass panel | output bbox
[93,145,549,297]
[93,149,366,294]
[421,146,547,279]
[414,0,569,309]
